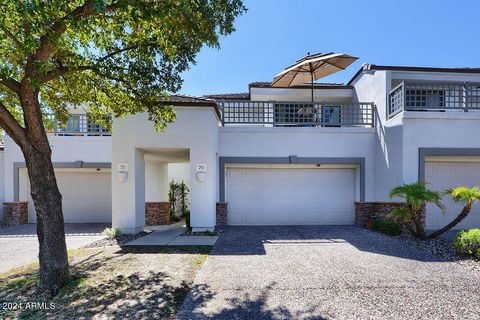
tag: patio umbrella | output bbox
[271,52,358,101]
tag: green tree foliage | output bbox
[0,0,245,292]
[0,0,246,130]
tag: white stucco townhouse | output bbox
[1,63,480,232]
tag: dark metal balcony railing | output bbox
[46,114,111,136]
[220,101,375,127]
[388,81,480,119]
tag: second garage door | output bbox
[425,160,480,229]
[19,168,112,223]
[226,166,356,225]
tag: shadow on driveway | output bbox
[178,226,479,319]
[212,225,447,262]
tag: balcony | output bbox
[220,101,375,127]
[46,114,111,136]
[388,81,480,119]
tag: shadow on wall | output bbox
[210,225,448,263]
[178,282,326,320]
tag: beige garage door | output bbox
[425,161,480,229]
[19,168,112,223]
[226,166,356,225]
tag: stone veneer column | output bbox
[145,202,171,226]
[355,201,426,228]
[3,202,28,226]
[216,202,228,227]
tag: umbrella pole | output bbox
[311,73,314,102]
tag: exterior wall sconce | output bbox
[117,171,128,183]
[196,172,206,182]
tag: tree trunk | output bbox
[22,140,69,293]
[408,205,426,239]
[427,203,472,239]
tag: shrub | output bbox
[184,210,191,230]
[454,228,480,259]
[102,227,122,239]
[373,220,402,236]
[169,181,189,221]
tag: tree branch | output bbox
[34,0,120,63]
[0,100,27,146]
[0,25,26,52]
[38,65,95,83]
[0,75,21,94]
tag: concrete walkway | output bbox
[124,222,218,247]
[0,223,108,273]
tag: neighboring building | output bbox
[1,63,480,232]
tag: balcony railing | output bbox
[46,114,111,136]
[220,101,375,127]
[388,81,480,119]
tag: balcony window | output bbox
[323,105,341,127]
[406,89,445,109]
[274,103,314,126]
[53,114,110,135]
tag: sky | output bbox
[179,0,480,97]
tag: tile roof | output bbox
[203,92,250,100]
[348,63,480,85]
[248,81,352,89]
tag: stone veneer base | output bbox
[145,202,171,226]
[3,202,28,226]
[216,202,228,228]
[355,201,426,229]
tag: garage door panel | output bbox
[226,167,355,226]
[20,169,111,223]
[426,161,480,229]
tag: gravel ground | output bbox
[395,233,479,272]
[178,226,480,320]
[81,230,152,248]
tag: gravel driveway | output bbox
[0,223,108,273]
[178,226,480,320]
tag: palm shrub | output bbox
[388,182,444,239]
[427,186,480,239]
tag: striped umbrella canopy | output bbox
[272,52,358,101]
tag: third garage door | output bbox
[226,166,356,225]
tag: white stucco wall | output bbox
[3,135,112,202]
[352,69,405,200]
[402,112,480,183]
[219,126,377,200]
[112,107,219,233]
[168,163,190,184]
[250,87,353,102]
[144,161,169,202]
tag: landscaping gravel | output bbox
[182,230,219,237]
[81,230,152,248]
[395,233,479,272]
[178,226,480,320]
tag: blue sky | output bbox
[180,0,480,96]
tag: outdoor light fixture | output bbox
[117,171,128,182]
